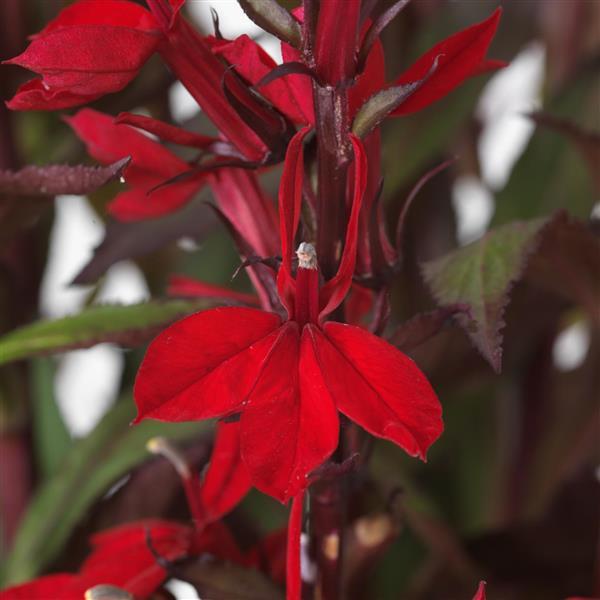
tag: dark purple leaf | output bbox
[73,196,216,285]
[0,157,130,197]
[389,304,471,351]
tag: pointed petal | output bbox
[199,421,252,523]
[66,108,203,220]
[116,112,218,149]
[286,491,305,600]
[318,135,368,319]
[472,581,487,600]
[66,109,185,175]
[314,0,361,85]
[5,1,159,107]
[83,520,192,597]
[208,34,311,124]
[240,323,338,502]
[390,8,503,116]
[314,322,443,460]
[134,307,282,423]
[167,275,259,306]
[5,78,101,111]
[276,127,312,315]
[280,42,315,124]
[210,168,279,258]
[157,18,266,161]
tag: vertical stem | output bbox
[313,85,352,280]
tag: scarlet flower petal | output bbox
[277,127,312,315]
[82,520,192,598]
[319,135,368,319]
[35,0,157,35]
[391,8,503,116]
[0,574,84,600]
[280,41,315,125]
[208,34,312,125]
[5,1,160,110]
[314,0,361,84]
[472,581,487,600]
[286,491,305,600]
[313,322,443,460]
[240,323,338,502]
[5,78,100,111]
[199,420,252,523]
[134,307,282,423]
[157,17,267,162]
[167,275,259,306]
[66,108,203,220]
[116,112,218,149]
[210,168,279,258]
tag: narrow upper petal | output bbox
[208,34,311,125]
[67,108,203,219]
[318,135,368,320]
[116,112,218,149]
[167,274,259,306]
[391,8,503,116]
[134,307,282,423]
[312,322,443,460]
[210,168,279,259]
[240,323,339,502]
[277,128,312,315]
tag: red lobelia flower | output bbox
[134,128,443,503]
[3,0,161,110]
[0,426,253,600]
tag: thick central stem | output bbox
[313,85,352,280]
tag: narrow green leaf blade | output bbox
[30,357,72,478]
[0,300,212,366]
[1,399,205,586]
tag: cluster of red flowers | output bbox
[2,0,504,597]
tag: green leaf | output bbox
[0,300,212,366]
[1,399,205,586]
[422,215,553,372]
[30,357,72,478]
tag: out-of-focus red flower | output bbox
[390,8,504,116]
[4,0,161,110]
[0,422,257,600]
[66,109,204,220]
[134,129,443,503]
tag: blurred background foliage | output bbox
[0,1,598,599]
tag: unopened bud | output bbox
[84,585,133,600]
[146,436,190,479]
[296,242,317,270]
